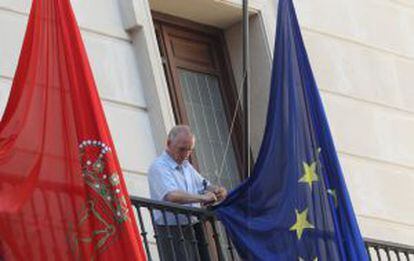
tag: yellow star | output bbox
[289,208,314,240]
[299,161,319,189]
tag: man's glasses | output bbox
[177,147,194,153]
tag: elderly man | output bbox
[148,125,227,261]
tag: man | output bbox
[148,125,227,261]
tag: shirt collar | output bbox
[162,151,189,170]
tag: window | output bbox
[153,13,243,189]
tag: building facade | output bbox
[0,0,413,256]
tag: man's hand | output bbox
[213,186,227,201]
[200,191,217,206]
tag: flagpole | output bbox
[242,0,251,178]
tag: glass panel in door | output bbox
[179,69,239,190]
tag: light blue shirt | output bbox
[148,151,210,224]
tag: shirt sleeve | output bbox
[148,164,180,201]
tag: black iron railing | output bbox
[130,196,236,261]
[131,196,413,261]
[365,238,414,260]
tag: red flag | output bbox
[0,0,146,260]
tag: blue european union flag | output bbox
[214,0,369,260]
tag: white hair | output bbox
[167,125,194,142]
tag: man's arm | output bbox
[164,190,217,205]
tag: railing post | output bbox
[225,229,235,261]
[174,213,190,260]
[385,246,391,260]
[148,208,164,261]
[135,206,152,261]
[365,242,372,261]
[395,250,401,261]
[197,217,211,261]
[186,214,201,261]
[209,216,225,261]
[161,210,178,261]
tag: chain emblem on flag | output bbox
[79,140,129,223]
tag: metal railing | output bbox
[130,196,236,261]
[131,196,414,261]
[365,238,414,261]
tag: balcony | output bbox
[131,196,414,261]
